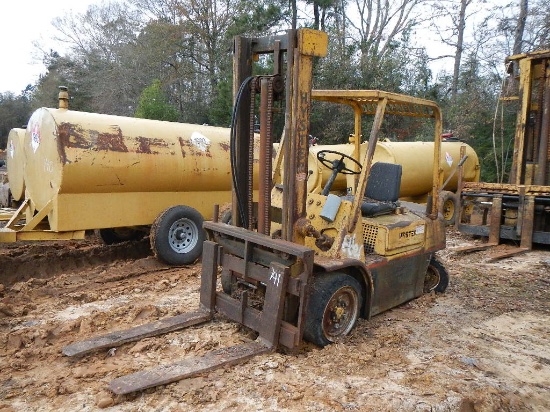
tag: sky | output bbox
[0,0,98,94]
[0,1,470,96]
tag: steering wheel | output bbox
[316,150,362,175]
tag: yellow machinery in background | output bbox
[5,127,26,203]
[457,50,550,256]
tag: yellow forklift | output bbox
[457,50,550,258]
[63,29,448,395]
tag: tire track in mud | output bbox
[0,238,153,287]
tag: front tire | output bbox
[423,256,449,293]
[150,206,205,265]
[304,273,362,347]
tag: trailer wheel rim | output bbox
[424,264,441,292]
[168,218,199,254]
[442,198,455,222]
[322,286,359,341]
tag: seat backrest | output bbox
[365,162,402,202]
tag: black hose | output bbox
[230,76,254,227]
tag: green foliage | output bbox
[208,79,233,126]
[0,92,32,149]
[135,80,179,121]
[228,1,287,37]
[435,53,510,183]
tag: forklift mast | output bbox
[230,29,328,241]
[506,50,550,186]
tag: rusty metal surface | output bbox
[109,341,271,395]
[258,77,274,235]
[62,310,211,357]
[312,90,442,119]
[203,218,314,350]
[199,241,219,312]
[204,221,314,258]
[23,107,247,212]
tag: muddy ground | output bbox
[0,229,548,412]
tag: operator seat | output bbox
[360,162,402,217]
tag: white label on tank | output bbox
[415,225,425,235]
[8,140,14,158]
[31,123,41,153]
[445,151,453,167]
[191,131,211,152]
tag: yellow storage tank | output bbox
[6,128,26,201]
[24,108,242,212]
[307,140,480,198]
[19,105,263,265]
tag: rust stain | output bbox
[57,122,91,163]
[136,136,169,154]
[97,127,128,152]
[219,142,230,152]
[178,137,187,158]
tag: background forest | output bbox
[0,0,549,182]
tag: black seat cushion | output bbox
[365,162,402,202]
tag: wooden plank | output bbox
[450,243,498,254]
[109,341,271,395]
[488,195,502,245]
[520,196,535,250]
[62,311,211,357]
[486,247,529,262]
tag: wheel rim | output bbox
[442,198,455,221]
[168,218,199,253]
[424,264,441,293]
[322,286,359,341]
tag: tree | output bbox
[50,2,147,115]
[0,92,32,149]
[135,79,179,121]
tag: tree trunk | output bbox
[291,0,297,30]
[452,0,469,101]
[513,0,528,55]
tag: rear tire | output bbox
[150,206,205,265]
[97,228,145,245]
[304,273,362,347]
[423,256,449,293]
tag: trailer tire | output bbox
[304,273,362,347]
[97,228,144,245]
[150,206,205,265]
[423,256,449,293]
[439,191,458,226]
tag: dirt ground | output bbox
[0,229,548,412]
